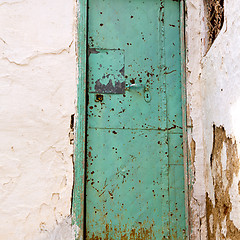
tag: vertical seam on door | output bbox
[180,0,190,239]
[73,1,88,239]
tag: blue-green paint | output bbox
[84,0,186,239]
[72,0,87,238]
[74,0,188,239]
[180,0,189,237]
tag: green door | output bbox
[86,0,186,239]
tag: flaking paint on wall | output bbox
[202,0,240,237]
[1,0,240,238]
[186,0,240,238]
[206,125,240,239]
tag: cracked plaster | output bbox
[186,0,240,238]
[1,0,240,239]
[0,0,77,239]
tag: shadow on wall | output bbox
[206,125,240,239]
[35,217,79,240]
[204,0,224,52]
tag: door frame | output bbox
[72,1,189,239]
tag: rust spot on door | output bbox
[87,222,155,240]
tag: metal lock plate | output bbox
[88,49,125,94]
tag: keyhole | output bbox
[95,94,104,102]
[144,90,151,103]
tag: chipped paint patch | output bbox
[94,79,126,94]
[206,125,240,239]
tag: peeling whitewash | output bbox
[1,0,240,239]
[0,0,77,239]
[186,0,240,239]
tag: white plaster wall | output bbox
[0,0,77,239]
[186,0,240,238]
[185,1,207,238]
[202,0,240,237]
[201,0,240,158]
[2,0,240,239]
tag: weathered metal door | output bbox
[86,0,186,239]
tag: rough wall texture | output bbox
[185,1,207,238]
[186,0,240,239]
[0,0,77,239]
[1,0,240,239]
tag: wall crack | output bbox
[2,40,74,66]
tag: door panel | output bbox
[86,129,169,239]
[169,164,186,239]
[86,0,186,239]
[87,0,166,130]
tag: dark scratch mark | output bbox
[119,66,125,76]
[164,70,177,75]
